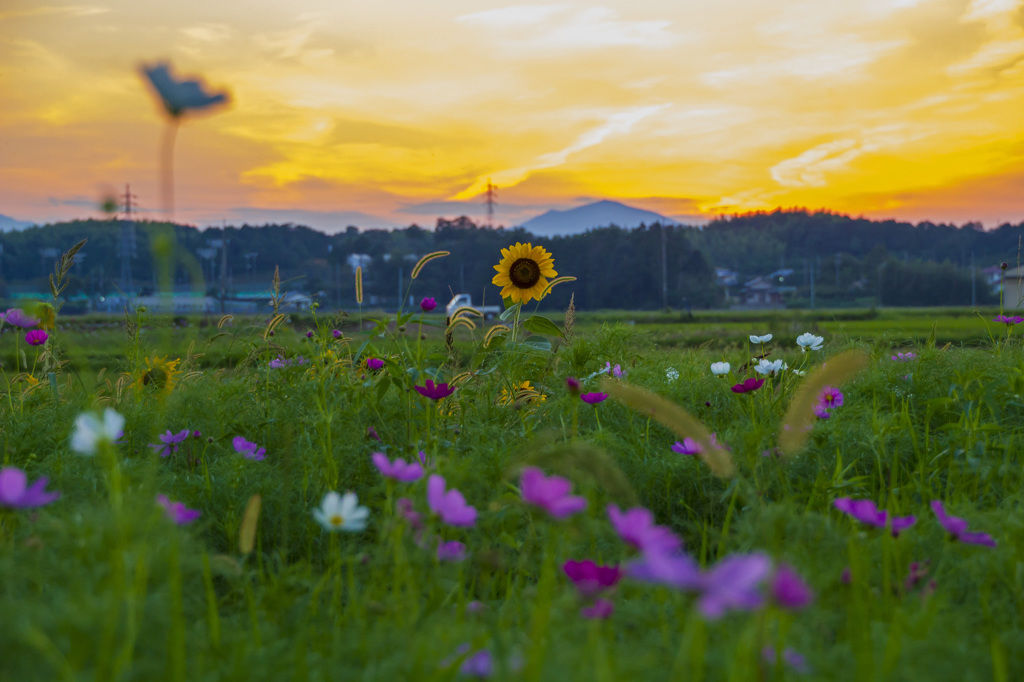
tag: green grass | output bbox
[2,306,1024,681]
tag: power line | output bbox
[119,184,138,294]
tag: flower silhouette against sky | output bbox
[140,62,229,119]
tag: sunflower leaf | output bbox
[521,315,565,340]
[521,335,552,352]
[499,302,521,321]
[502,296,515,309]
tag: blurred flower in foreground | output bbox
[313,491,369,532]
[140,62,229,119]
[0,467,60,508]
[372,453,423,482]
[427,475,477,527]
[157,495,200,525]
[519,467,587,519]
[931,500,996,547]
[2,308,39,328]
[71,409,125,455]
[607,504,682,554]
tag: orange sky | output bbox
[3,0,1024,231]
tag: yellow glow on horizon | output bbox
[3,0,1024,229]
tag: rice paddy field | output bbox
[3,280,1024,681]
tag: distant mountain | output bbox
[519,200,676,236]
[0,214,34,232]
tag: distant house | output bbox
[1002,266,1024,309]
[737,269,797,308]
[982,265,1004,296]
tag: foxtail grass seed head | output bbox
[355,266,363,304]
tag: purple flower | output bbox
[818,386,843,409]
[604,362,624,378]
[415,379,455,400]
[698,553,772,619]
[0,467,60,508]
[366,426,381,442]
[994,315,1024,325]
[563,560,623,597]
[232,436,266,461]
[459,649,493,678]
[25,329,48,346]
[2,308,39,328]
[580,392,608,405]
[149,429,191,457]
[731,378,764,393]
[672,438,701,455]
[890,515,917,537]
[396,498,423,529]
[608,504,682,554]
[372,452,424,482]
[192,430,202,439]
[305,330,314,338]
[366,357,385,371]
[420,296,437,312]
[437,539,466,562]
[931,500,996,547]
[770,564,814,610]
[762,647,809,674]
[269,355,306,368]
[519,466,587,518]
[427,474,476,527]
[565,376,581,396]
[156,494,201,525]
[581,598,614,619]
[891,352,917,362]
[813,404,831,419]
[626,550,702,590]
[834,497,887,528]
[332,329,343,339]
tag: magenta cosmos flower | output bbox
[150,429,191,457]
[731,378,764,393]
[769,564,813,610]
[563,560,623,597]
[580,599,615,619]
[436,539,466,562]
[372,452,423,482]
[420,296,437,312]
[519,466,587,518]
[565,376,581,396]
[0,467,60,508]
[156,495,201,525]
[232,436,266,461]
[931,500,996,547]
[994,315,1024,325]
[607,504,682,554]
[580,392,607,405]
[427,474,476,527]
[671,433,727,456]
[415,379,455,400]
[834,497,916,537]
[818,386,843,409]
[2,308,39,328]
[366,357,385,371]
[25,329,48,346]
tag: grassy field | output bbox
[2,300,1024,681]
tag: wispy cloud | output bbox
[770,128,918,188]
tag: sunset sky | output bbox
[3,0,1024,231]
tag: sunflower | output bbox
[133,356,181,395]
[492,242,557,305]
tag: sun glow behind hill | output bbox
[3,0,1024,229]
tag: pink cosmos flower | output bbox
[372,452,423,482]
[817,386,843,409]
[604,362,624,378]
[626,549,702,590]
[891,352,917,362]
[834,497,916,537]
[813,405,831,419]
[427,474,476,527]
[580,392,607,405]
[672,438,701,455]
[420,296,437,312]
[2,308,39,328]
[332,329,343,339]
[931,500,996,547]
[415,379,455,401]
[581,599,615,619]
[698,553,772,619]
[366,357,385,371]
[607,504,682,554]
[0,467,60,508]
[396,498,423,529]
[994,315,1024,325]
[25,329,48,346]
[232,436,266,461]
[156,494,201,525]
[731,378,764,393]
[437,539,466,562]
[769,564,814,610]
[519,467,587,518]
[563,560,622,597]
[565,376,581,396]
[149,429,191,457]
[366,426,381,442]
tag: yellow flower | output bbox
[133,356,181,395]
[498,380,546,407]
[492,242,557,305]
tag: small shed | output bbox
[1001,266,1024,309]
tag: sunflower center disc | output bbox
[509,258,541,289]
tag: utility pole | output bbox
[971,251,976,307]
[661,224,668,310]
[120,184,137,294]
[398,266,403,310]
[220,222,229,313]
[484,179,497,228]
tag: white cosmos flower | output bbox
[70,409,125,456]
[710,362,731,375]
[313,491,369,532]
[791,368,807,376]
[749,334,773,344]
[795,333,824,352]
[666,368,680,381]
[754,359,786,375]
